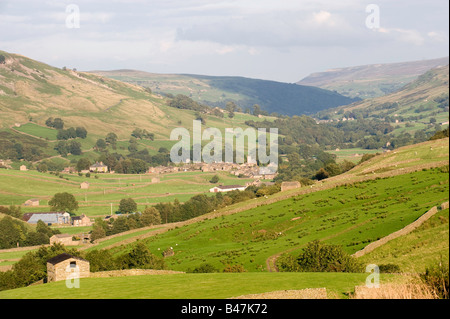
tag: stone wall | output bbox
[352,202,448,258]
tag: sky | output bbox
[0,0,448,82]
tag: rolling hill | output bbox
[298,57,449,99]
[104,138,448,273]
[0,50,276,166]
[90,70,359,116]
[0,137,447,299]
[314,64,449,137]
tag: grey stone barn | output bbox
[47,253,90,282]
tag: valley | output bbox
[0,49,448,300]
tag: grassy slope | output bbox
[0,50,265,153]
[90,70,358,116]
[0,139,447,298]
[99,139,448,273]
[298,57,449,99]
[0,272,398,299]
[108,167,448,273]
[316,65,449,136]
[0,169,252,217]
[358,208,449,273]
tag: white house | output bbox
[209,185,246,193]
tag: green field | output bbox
[0,272,397,299]
[0,169,252,217]
[359,208,449,273]
[14,123,58,141]
[106,167,449,273]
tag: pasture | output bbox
[0,272,396,299]
[0,169,252,217]
[108,167,449,272]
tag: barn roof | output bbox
[216,185,245,190]
[47,253,88,265]
[90,162,107,168]
[23,212,70,224]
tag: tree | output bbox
[314,168,329,181]
[296,240,362,273]
[0,216,26,249]
[95,139,107,151]
[119,198,137,214]
[111,216,129,234]
[76,158,91,172]
[48,192,79,212]
[117,242,165,270]
[131,128,143,139]
[253,104,262,117]
[324,163,341,177]
[141,207,161,226]
[45,117,54,127]
[36,220,55,238]
[158,147,169,154]
[209,174,220,184]
[75,127,87,139]
[52,118,64,130]
[84,249,115,272]
[90,225,106,242]
[37,163,48,173]
[105,132,118,147]
[0,54,5,64]
[69,140,82,155]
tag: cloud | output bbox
[312,10,332,25]
[0,0,448,82]
[372,27,425,46]
[427,31,448,43]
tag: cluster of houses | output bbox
[0,159,12,169]
[22,211,93,227]
[149,161,277,180]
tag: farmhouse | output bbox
[50,234,78,246]
[209,185,246,193]
[62,167,77,174]
[24,198,40,207]
[71,214,93,227]
[90,161,108,173]
[47,253,90,283]
[19,165,27,171]
[23,212,71,225]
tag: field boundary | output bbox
[352,201,449,258]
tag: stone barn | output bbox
[80,182,90,189]
[47,253,90,283]
[50,234,78,246]
[281,181,301,192]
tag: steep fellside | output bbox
[298,57,449,99]
[91,70,359,116]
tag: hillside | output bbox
[315,65,449,138]
[0,50,273,166]
[0,138,447,299]
[103,138,449,273]
[1,138,447,299]
[298,57,449,99]
[90,70,359,116]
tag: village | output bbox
[10,157,290,251]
